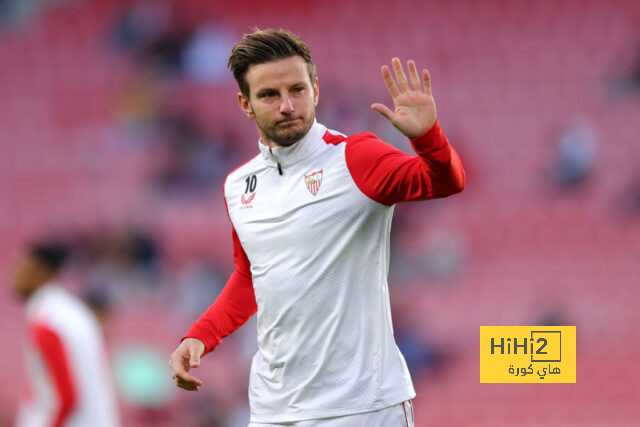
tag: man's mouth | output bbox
[277,118,300,126]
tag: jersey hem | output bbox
[248,392,416,423]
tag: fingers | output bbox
[189,346,201,368]
[173,371,203,391]
[168,342,204,391]
[189,339,205,367]
[407,60,421,91]
[169,357,203,390]
[391,57,410,93]
[422,69,432,94]
[381,65,400,99]
[371,103,394,121]
[382,58,429,97]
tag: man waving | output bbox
[169,28,465,427]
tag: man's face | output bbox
[238,56,319,147]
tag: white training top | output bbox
[186,118,464,423]
[226,121,414,423]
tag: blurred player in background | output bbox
[169,29,465,426]
[11,242,120,427]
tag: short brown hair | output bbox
[228,28,316,97]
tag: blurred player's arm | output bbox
[31,323,76,427]
[169,226,257,391]
[344,58,465,205]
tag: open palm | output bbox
[372,57,437,138]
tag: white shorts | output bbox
[248,401,415,427]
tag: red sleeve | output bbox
[339,120,465,205]
[31,323,76,427]
[182,225,257,355]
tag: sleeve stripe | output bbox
[31,323,77,427]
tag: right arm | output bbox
[169,226,257,391]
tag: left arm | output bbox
[342,120,465,205]
[342,57,465,205]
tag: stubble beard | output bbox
[254,110,315,147]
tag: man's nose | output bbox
[280,97,294,114]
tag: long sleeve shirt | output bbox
[184,119,465,423]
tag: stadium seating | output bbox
[1,0,639,425]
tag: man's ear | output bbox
[313,77,319,107]
[237,92,255,120]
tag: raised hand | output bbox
[371,58,437,138]
[169,338,205,391]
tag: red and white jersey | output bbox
[17,284,120,427]
[185,120,465,423]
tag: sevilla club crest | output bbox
[304,170,323,196]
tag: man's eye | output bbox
[293,87,304,92]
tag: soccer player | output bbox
[12,242,120,427]
[169,29,465,426]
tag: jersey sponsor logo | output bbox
[240,192,255,209]
[304,170,323,196]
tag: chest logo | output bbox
[240,192,255,209]
[241,193,255,204]
[304,170,323,196]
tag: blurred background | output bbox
[1,0,639,425]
